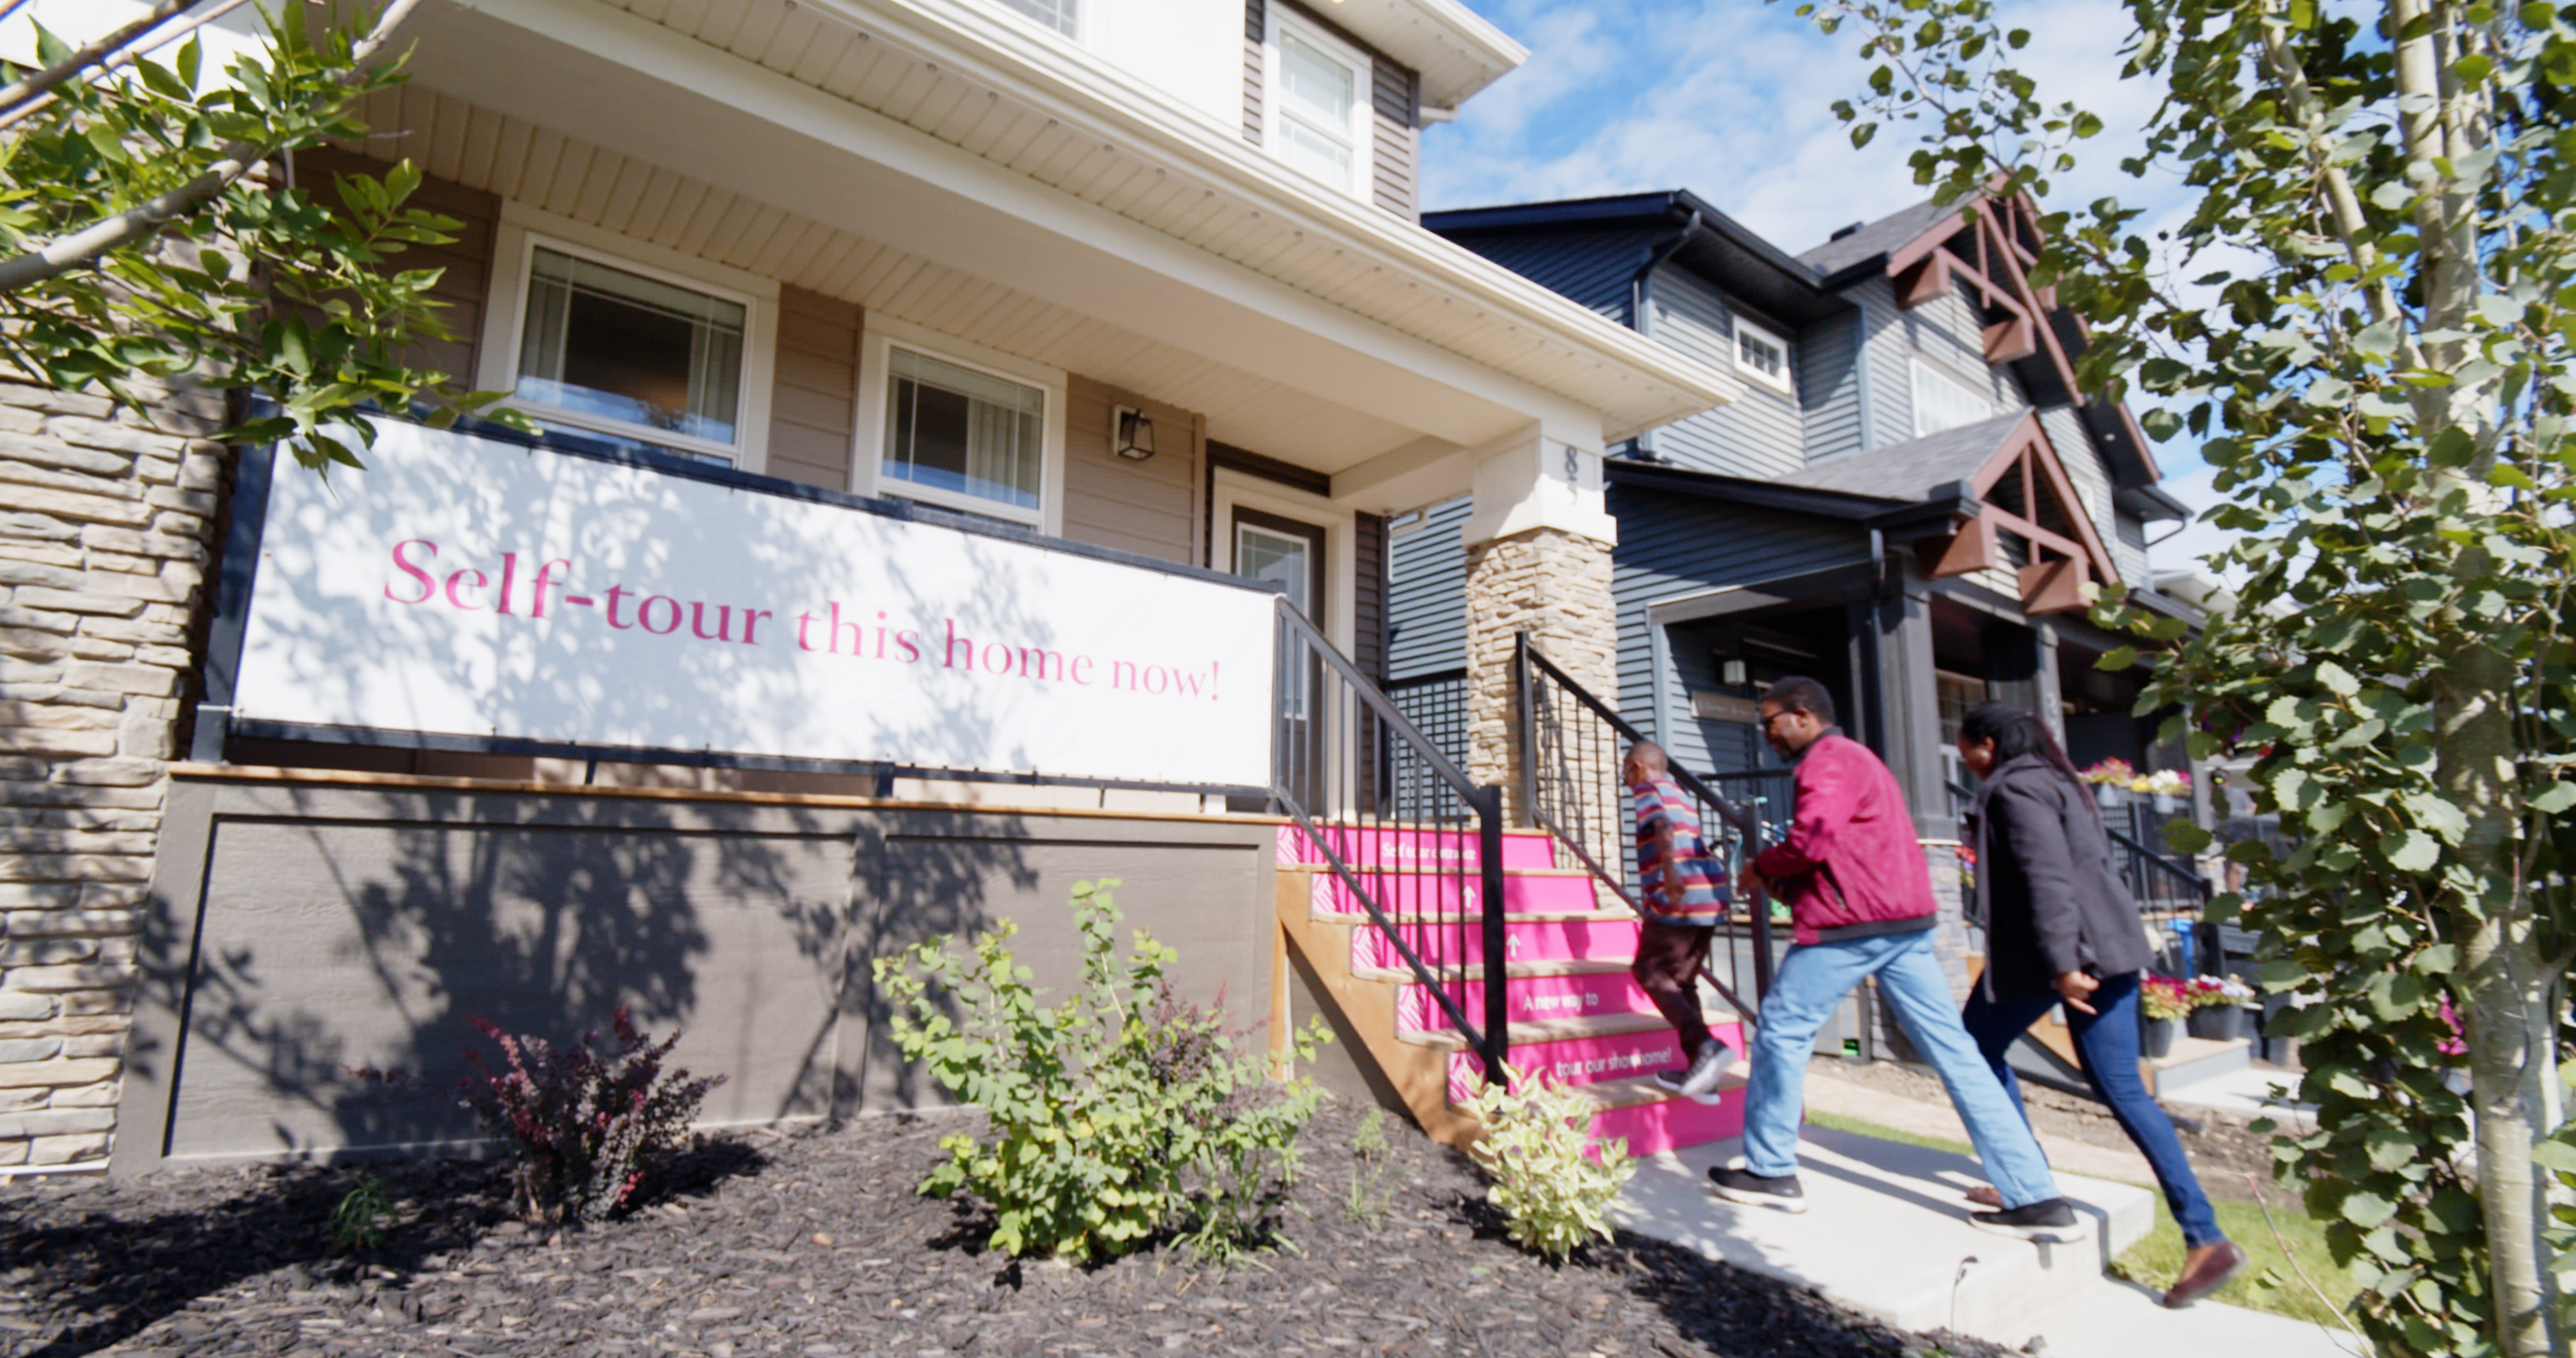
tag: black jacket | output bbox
[1966,754,2155,1002]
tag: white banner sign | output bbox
[233,422,1279,788]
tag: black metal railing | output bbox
[1273,603,1509,1084]
[1384,668,1469,810]
[1946,778,2211,916]
[1513,634,1777,1016]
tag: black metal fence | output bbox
[1384,668,1469,812]
[1513,634,1777,1017]
[1946,779,2211,918]
[1272,605,1509,1084]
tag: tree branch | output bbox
[0,0,425,296]
[0,0,198,121]
[0,0,257,135]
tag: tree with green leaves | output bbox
[1785,1,2575,1352]
[0,0,519,470]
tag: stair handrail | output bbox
[1513,633,1779,1014]
[1271,599,1510,1083]
[1946,776,2213,910]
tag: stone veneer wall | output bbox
[0,381,221,1170]
[1463,526,1619,834]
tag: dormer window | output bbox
[995,0,1078,38]
[1265,8,1374,198]
[1913,358,1996,437]
[1735,318,1793,395]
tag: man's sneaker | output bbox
[1707,1166,1807,1213]
[2162,1241,2250,1308]
[1653,1039,1743,1102]
[1969,1197,2089,1242]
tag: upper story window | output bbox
[1735,318,1793,395]
[1263,8,1374,198]
[994,0,1079,39]
[511,244,754,466]
[1912,358,1996,438]
[856,317,1067,532]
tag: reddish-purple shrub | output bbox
[357,1007,724,1225]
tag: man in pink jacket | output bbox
[1705,676,2084,1242]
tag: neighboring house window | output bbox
[511,245,753,466]
[994,0,1078,38]
[1912,358,1996,437]
[856,318,1067,531]
[1263,8,1374,197]
[1735,318,1793,395]
[883,348,1046,515]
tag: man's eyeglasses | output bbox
[1758,709,1790,731]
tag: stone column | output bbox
[1458,426,1618,830]
[0,381,222,1170]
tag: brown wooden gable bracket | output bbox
[1913,412,2122,614]
[1885,195,2082,396]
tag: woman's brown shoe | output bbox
[2162,1242,2249,1308]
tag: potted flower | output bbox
[2139,975,2193,1059]
[2184,974,2258,1042]
[2082,758,2137,809]
[2142,766,2192,814]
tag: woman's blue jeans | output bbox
[1962,971,2228,1248]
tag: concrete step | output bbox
[1277,823,1558,872]
[1615,1127,2158,1344]
[2145,1037,2251,1098]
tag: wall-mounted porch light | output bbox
[1113,406,1156,461]
[1721,658,1749,687]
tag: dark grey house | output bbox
[1390,190,2201,836]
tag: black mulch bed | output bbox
[1,1097,2012,1358]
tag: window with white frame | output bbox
[880,347,1049,517]
[509,244,753,465]
[992,0,1078,38]
[1264,9,1374,197]
[1735,318,1793,394]
[1912,358,1996,437]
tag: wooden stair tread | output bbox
[1397,1008,1739,1051]
[1314,905,1633,924]
[1553,1075,1743,1114]
[1351,958,1634,984]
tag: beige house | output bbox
[0,0,1735,1169]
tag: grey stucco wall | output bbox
[116,774,1276,1171]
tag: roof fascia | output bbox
[1607,461,1898,521]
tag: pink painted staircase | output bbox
[1275,823,1746,1156]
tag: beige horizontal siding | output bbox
[1063,375,1203,566]
[765,287,859,489]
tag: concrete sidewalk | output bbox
[1610,1070,2369,1357]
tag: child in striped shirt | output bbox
[1626,741,1746,1101]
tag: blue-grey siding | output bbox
[1387,495,1470,678]
[1801,309,1866,463]
[1609,486,1868,775]
[1443,229,1663,323]
[1852,276,1911,453]
[1640,263,1804,479]
[2113,509,2151,587]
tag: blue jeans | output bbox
[1963,972,2228,1248]
[1742,928,2062,1209]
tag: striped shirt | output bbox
[1633,775,1729,926]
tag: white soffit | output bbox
[341,86,1418,469]
[1296,0,1527,109]
[444,0,1735,443]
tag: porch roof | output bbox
[1785,413,2031,502]
[395,1,1736,463]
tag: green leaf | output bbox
[2381,829,2440,873]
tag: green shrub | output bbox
[1460,1063,1633,1262]
[327,1174,391,1252]
[874,879,1328,1262]
[1342,1107,1396,1229]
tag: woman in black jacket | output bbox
[1957,702,2245,1308]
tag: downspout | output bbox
[1624,209,1701,461]
[1857,526,1890,758]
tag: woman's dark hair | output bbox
[1960,702,2093,814]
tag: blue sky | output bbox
[1425,0,2238,579]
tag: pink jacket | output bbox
[1752,731,1940,946]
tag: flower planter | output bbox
[2187,1005,2253,1042]
[2151,793,2181,815]
[2141,1015,2179,1060]
[2095,783,2124,810]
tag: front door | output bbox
[1232,509,1328,811]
